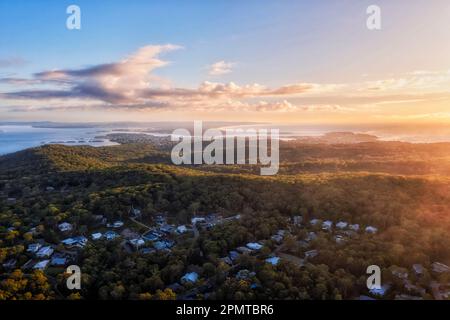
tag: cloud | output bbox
[3,44,182,104]
[2,46,450,117]
[0,57,27,68]
[208,60,235,76]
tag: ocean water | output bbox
[1,124,450,156]
[0,125,119,156]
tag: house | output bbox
[181,272,199,283]
[191,217,206,225]
[229,251,239,261]
[305,250,318,259]
[224,214,241,222]
[154,240,174,250]
[33,260,50,270]
[292,216,302,225]
[2,259,17,269]
[58,222,73,232]
[265,256,280,266]
[73,236,88,247]
[432,262,450,273]
[349,224,360,231]
[246,242,263,251]
[160,224,175,234]
[236,269,256,280]
[21,259,35,270]
[46,186,55,192]
[142,231,161,241]
[271,234,283,243]
[113,221,124,228]
[391,267,408,280]
[322,220,333,231]
[297,240,309,248]
[129,238,145,248]
[61,236,87,248]
[305,232,317,242]
[310,219,320,226]
[104,231,119,240]
[403,280,426,295]
[412,264,424,275]
[336,221,348,229]
[50,256,68,267]
[335,235,345,244]
[236,246,253,254]
[92,215,107,226]
[27,243,42,253]
[107,221,124,228]
[365,226,378,234]
[176,225,188,234]
[220,256,233,265]
[36,246,54,258]
[369,284,391,297]
[154,215,166,225]
[91,232,103,240]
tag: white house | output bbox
[335,235,345,244]
[369,284,391,297]
[113,221,124,228]
[349,224,360,231]
[322,220,333,231]
[61,236,88,248]
[310,219,320,226]
[181,272,199,283]
[33,260,50,270]
[246,242,263,251]
[105,231,119,240]
[292,216,302,225]
[58,222,73,232]
[412,264,424,275]
[129,238,145,248]
[265,256,280,266]
[176,225,188,234]
[91,232,103,240]
[365,226,378,234]
[191,217,206,225]
[432,262,450,273]
[36,246,54,258]
[305,250,318,259]
[336,221,348,229]
[27,243,42,253]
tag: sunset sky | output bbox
[0,0,450,124]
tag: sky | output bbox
[0,0,450,124]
